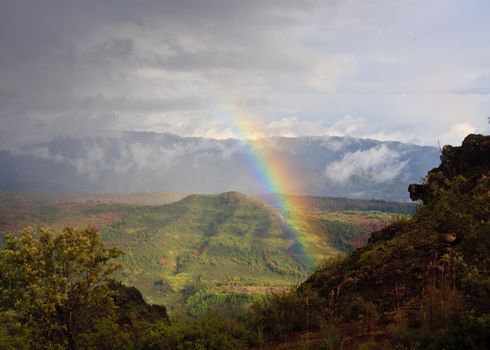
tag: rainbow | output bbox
[221,102,316,269]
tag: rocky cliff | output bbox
[409,133,490,203]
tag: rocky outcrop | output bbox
[110,282,169,325]
[305,133,490,323]
[368,221,406,244]
[409,134,490,203]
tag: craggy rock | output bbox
[368,221,406,244]
[408,183,429,203]
[409,134,490,203]
[110,282,169,325]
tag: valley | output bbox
[0,190,413,311]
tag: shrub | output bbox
[248,289,325,341]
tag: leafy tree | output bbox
[0,226,121,349]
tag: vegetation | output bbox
[0,226,252,349]
[0,191,406,310]
[0,227,122,349]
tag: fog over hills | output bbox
[0,132,440,201]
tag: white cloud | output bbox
[324,145,409,185]
[18,135,241,180]
[264,117,327,137]
[439,123,477,146]
[325,115,420,143]
[258,115,418,143]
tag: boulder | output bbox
[441,233,457,244]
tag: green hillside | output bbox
[0,191,409,310]
[102,192,309,307]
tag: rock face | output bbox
[409,134,490,203]
[110,282,169,325]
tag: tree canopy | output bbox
[0,226,121,349]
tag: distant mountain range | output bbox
[0,132,440,201]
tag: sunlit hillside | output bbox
[0,191,412,310]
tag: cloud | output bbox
[77,96,208,113]
[258,115,419,144]
[324,115,419,143]
[17,133,241,179]
[0,0,489,149]
[264,117,327,137]
[6,130,437,198]
[89,37,135,61]
[324,145,409,185]
[440,123,477,146]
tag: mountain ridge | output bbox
[0,131,440,200]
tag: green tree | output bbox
[0,226,122,349]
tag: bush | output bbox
[140,311,249,350]
[248,289,325,341]
[317,324,341,350]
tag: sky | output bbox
[1,0,490,149]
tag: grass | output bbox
[0,191,410,311]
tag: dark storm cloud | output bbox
[0,0,334,145]
[0,0,489,148]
